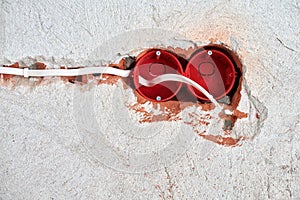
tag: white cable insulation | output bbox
[0,66,131,78]
[138,74,222,110]
[0,67,24,76]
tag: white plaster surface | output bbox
[1,0,300,199]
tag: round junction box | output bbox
[185,48,237,101]
[133,49,183,102]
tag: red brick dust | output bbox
[199,132,246,147]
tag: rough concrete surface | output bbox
[0,0,300,199]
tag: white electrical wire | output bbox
[138,74,222,110]
[0,67,24,76]
[0,66,233,115]
[0,66,130,78]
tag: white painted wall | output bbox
[1,0,299,199]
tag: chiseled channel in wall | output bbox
[0,44,254,146]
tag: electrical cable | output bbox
[0,66,233,115]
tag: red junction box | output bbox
[133,49,184,102]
